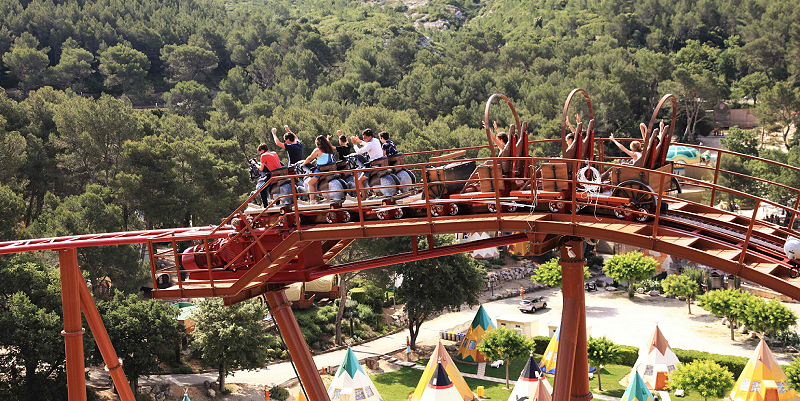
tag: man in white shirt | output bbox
[351,128,383,160]
[350,129,384,197]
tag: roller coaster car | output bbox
[526,91,681,222]
[263,166,295,206]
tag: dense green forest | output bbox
[1,0,800,398]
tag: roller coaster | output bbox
[2,89,800,401]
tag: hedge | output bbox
[528,336,748,377]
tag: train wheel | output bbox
[447,203,459,216]
[488,203,497,213]
[341,211,352,223]
[393,208,404,219]
[325,212,336,224]
[428,183,446,199]
[431,204,445,217]
[549,202,560,213]
[612,180,656,217]
[376,210,389,220]
[634,206,652,223]
[613,207,626,219]
[507,204,518,212]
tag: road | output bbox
[120,286,799,388]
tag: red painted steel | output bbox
[59,249,87,401]
[264,290,330,401]
[78,269,135,401]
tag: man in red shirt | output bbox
[251,143,281,205]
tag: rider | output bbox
[272,125,304,165]
[609,133,643,163]
[333,130,352,160]
[301,136,337,203]
[379,131,398,157]
[250,143,282,206]
[351,128,385,196]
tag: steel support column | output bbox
[59,248,86,401]
[264,289,330,401]
[77,269,135,401]
[553,239,593,401]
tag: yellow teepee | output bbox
[413,341,473,401]
[456,305,495,362]
[730,337,799,401]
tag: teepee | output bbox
[628,325,681,390]
[539,325,595,375]
[621,372,655,401]
[730,337,799,401]
[413,341,473,401]
[457,305,495,362]
[419,361,466,401]
[328,348,384,401]
[508,354,552,401]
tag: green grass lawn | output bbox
[406,356,727,401]
[588,364,721,401]
[415,357,479,375]
[372,367,514,400]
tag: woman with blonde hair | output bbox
[609,133,643,163]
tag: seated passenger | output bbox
[379,131,398,157]
[609,133,642,164]
[272,125,304,165]
[300,135,337,203]
[351,129,385,195]
[332,130,352,160]
[251,143,282,206]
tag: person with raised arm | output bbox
[271,125,304,165]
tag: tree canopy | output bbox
[603,252,658,296]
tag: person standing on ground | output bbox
[271,125,304,165]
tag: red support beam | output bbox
[59,249,87,401]
[264,290,329,401]
[77,269,135,401]
[553,238,592,401]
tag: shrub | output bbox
[175,364,194,374]
[673,349,748,377]
[270,385,290,401]
[639,279,662,292]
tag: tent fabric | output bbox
[456,305,496,362]
[305,274,337,293]
[413,341,473,401]
[539,325,595,374]
[284,282,303,302]
[509,355,552,401]
[419,362,466,401]
[539,326,560,374]
[621,372,655,401]
[327,348,384,401]
[628,325,681,390]
[730,338,799,401]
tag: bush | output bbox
[270,385,290,401]
[639,279,662,292]
[174,364,194,374]
[356,303,376,322]
[324,323,336,334]
[673,349,748,377]
[490,258,505,266]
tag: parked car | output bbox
[585,282,598,292]
[518,297,547,313]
